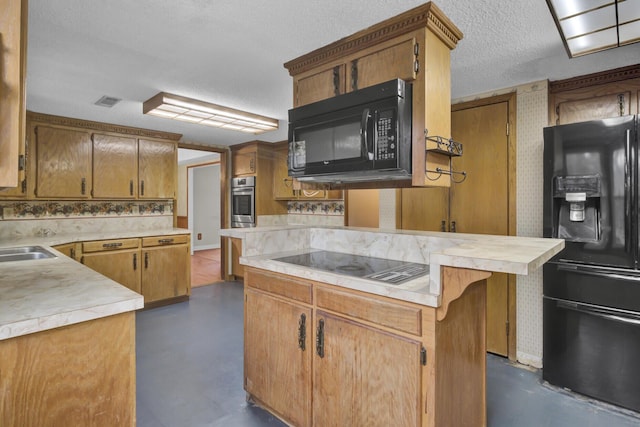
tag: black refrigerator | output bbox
[543,115,640,412]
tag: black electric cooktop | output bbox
[274,250,428,285]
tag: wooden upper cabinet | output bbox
[555,92,631,125]
[294,65,346,108]
[351,36,417,91]
[0,0,27,190]
[549,65,640,125]
[35,126,92,198]
[138,138,176,199]
[232,150,256,176]
[284,2,463,187]
[92,133,137,198]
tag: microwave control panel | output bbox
[375,109,396,160]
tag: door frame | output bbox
[178,143,230,279]
[451,92,518,360]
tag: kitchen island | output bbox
[221,226,563,427]
[0,227,187,426]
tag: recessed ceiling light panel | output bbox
[546,0,640,57]
[142,92,279,134]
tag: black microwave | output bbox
[288,78,412,183]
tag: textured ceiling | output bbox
[26,0,640,147]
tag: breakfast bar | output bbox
[222,226,563,427]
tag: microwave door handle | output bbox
[361,108,373,160]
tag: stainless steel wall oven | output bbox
[231,176,255,228]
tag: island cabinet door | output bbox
[244,289,312,427]
[312,312,422,427]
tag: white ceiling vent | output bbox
[94,95,121,108]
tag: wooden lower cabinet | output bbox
[52,242,79,260]
[244,266,491,427]
[313,312,421,427]
[60,234,190,305]
[141,235,190,303]
[81,238,141,294]
[245,289,312,427]
[230,237,244,279]
[0,312,136,426]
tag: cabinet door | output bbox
[141,243,189,303]
[245,289,312,427]
[352,36,417,91]
[232,151,256,176]
[82,249,141,294]
[230,237,244,279]
[35,126,92,198]
[293,64,346,107]
[400,187,449,232]
[272,144,296,199]
[555,92,631,125]
[450,101,510,356]
[138,138,176,199]
[52,243,78,260]
[313,312,422,427]
[92,133,137,198]
[0,0,27,189]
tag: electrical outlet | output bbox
[197,233,202,240]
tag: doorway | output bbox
[177,147,226,287]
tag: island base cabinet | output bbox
[313,312,422,427]
[245,289,312,427]
[244,266,491,427]
[0,312,136,427]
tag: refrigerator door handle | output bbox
[557,263,640,282]
[625,129,631,248]
[556,299,640,326]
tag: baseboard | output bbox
[193,243,221,251]
[517,351,542,369]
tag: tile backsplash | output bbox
[1,200,173,220]
[287,201,344,216]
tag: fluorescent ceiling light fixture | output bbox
[143,92,279,134]
[546,0,640,57]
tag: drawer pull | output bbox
[102,242,123,249]
[158,238,174,244]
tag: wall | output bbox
[192,164,220,249]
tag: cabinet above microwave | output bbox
[283,2,463,188]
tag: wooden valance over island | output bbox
[221,226,563,427]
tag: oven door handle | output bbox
[556,264,640,282]
[556,299,640,326]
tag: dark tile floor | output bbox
[136,282,640,427]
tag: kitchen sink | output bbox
[0,246,57,262]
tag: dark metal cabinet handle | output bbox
[140,180,145,196]
[450,221,457,233]
[130,180,134,196]
[102,242,123,249]
[158,238,174,244]
[316,319,325,358]
[440,220,446,232]
[133,253,137,271]
[70,248,76,259]
[144,252,149,269]
[81,178,86,195]
[298,313,306,351]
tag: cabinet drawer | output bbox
[82,238,139,253]
[142,234,189,247]
[316,286,422,336]
[246,269,312,304]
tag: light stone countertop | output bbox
[221,226,564,306]
[0,228,190,341]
